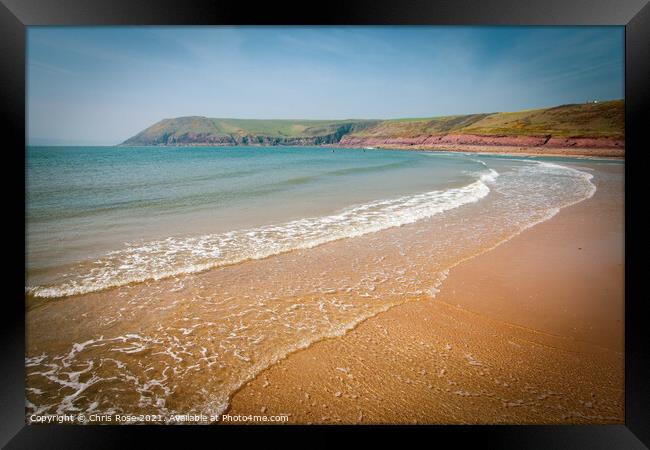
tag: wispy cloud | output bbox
[27,26,624,144]
[29,59,75,76]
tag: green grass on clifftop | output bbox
[121,99,623,145]
[122,117,379,145]
[348,100,623,139]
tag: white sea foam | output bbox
[478,168,500,184]
[26,160,596,300]
[25,159,604,421]
[27,171,495,298]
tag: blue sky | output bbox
[27,26,624,146]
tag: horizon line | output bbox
[29,98,623,146]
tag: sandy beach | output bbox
[225,162,624,424]
[25,157,624,425]
[23,25,628,431]
[343,144,625,159]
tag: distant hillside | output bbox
[347,100,623,139]
[121,117,379,146]
[121,100,624,154]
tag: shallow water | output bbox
[27,146,480,294]
[25,148,612,422]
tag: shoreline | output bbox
[113,143,624,159]
[225,162,624,424]
[336,143,625,159]
[24,159,624,424]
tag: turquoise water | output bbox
[27,146,489,293]
[25,146,620,420]
[27,146,620,298]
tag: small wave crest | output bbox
[25,159,604,421]
[462,158,500,184]
[27,171,496,298]
[479,168,500,183]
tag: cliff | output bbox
[121,117,379,146]
[121,100,624,154]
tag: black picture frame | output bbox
[2,0,648,447]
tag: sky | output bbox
[27,26,624,146]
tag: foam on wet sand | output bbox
[226,163,624,424]
[25,157,623,424]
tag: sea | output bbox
[25,145,619,421]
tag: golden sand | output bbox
[25,162,623,424]
[225,163,624,424]
[364,144,625,158]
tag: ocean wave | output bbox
[25,159,602,421]
[257,160,413,188]
[26,170,495,299]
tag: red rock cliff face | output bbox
[338,134,624,149]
